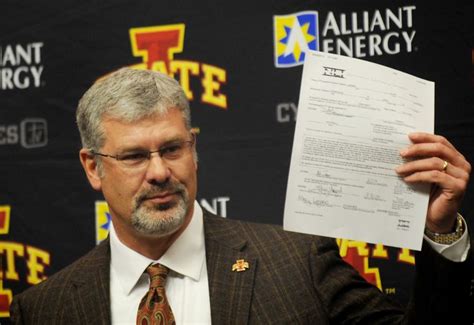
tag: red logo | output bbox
[128,24,228,109]
[0,206,12,318]
[337,239,415,292]
[0,206,51,318]
[130,24,185,70]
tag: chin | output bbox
[131,203,188,237]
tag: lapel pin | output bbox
[232,259,249,272]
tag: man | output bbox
[10,68,472,324]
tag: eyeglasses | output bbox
[90,134,195,169]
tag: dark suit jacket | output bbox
[10,210,472,324]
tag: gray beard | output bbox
[130,183,189,237]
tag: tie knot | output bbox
[146,264,169,289]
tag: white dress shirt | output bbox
[110,201,212,324]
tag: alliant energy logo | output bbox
[0,206,51,318]
[95,201,112,244]
[0,118,48,149]
[274,6,417,68]
[0,42,44,90]
[337,238,415,292]
[273,11,319,67]
[199,196,230,218]
[128,24,227,109]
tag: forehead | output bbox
[101,109,188,150]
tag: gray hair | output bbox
[76,67,191,152]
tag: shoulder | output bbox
[11,239,109,311]
[202,210,339,258]
[202,209,356,323]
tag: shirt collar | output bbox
[110,201,205,295]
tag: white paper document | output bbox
[284,51,434,250]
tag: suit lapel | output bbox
[55,213,256,324]
[204,211,257,324]
[69,239,111,324]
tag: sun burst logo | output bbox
[273,11,319,68]
[95,201,111,245]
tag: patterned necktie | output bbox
[136,264,176,325]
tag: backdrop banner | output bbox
[1,0,473,321]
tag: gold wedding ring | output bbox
[442,160,448,172]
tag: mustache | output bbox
[135,180,186,206]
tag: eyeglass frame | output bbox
[88,133,196,169]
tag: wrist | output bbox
[425,213,465,245]
[425,213,459,233]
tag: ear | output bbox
[79,149,102,191]
[191,131,198,171]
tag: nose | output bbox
[144,152,171,184]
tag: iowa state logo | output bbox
[0,205,11,317]
[0,206,51,318]
[128,24,227,109]
[337,238,415,293]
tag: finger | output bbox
[395,157,470,181]
[400,142,449,159]
[408,132,457,152]
[401,169,467,196]
[400,141,470,173]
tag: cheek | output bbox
[185,168,198,198]
[101,172,143,206]
[174,161,198,194]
